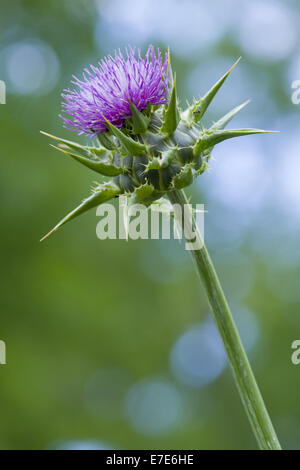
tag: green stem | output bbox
[168,189,281,450]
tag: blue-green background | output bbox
[1,0,300,450]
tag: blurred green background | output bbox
[1,0,300,450]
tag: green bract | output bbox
[41,56,272,241]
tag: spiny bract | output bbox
[41,46,272,240]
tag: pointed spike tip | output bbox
[41,130,95,155]
[192,57,242,122]
[40,130,56,139]
[50,144,68,154]
[166,47,174,99]
[40,227,58,242]
[167,47,171,65]
[260,130,280,134]
[193,128,278,155]
[40,130,71,144]
[227,56,242,75]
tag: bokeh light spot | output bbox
[125,378,183,435]
[170,320,227,388]
[3,39,60,95]
[53,439,113,450]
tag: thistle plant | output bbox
[41,45,281,450]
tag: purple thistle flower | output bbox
[60,45,169,136]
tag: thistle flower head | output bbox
[60,45,168,136]
[41,47,274,241]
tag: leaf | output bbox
[173,165,193,189]
[211,100,250,131]
[192,57,241,122]
[104,118,147,156]
[161,74,180,135]
[129,183,155,205]
[128,100,150,134]
[50,144,125,176]
[194,128,276,156]
[97,132,116,150]
[40,182,121,241]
